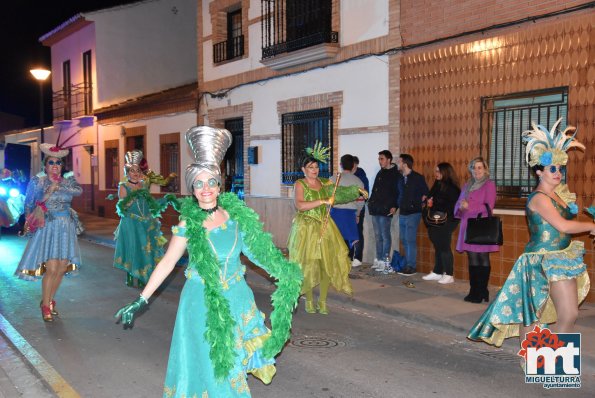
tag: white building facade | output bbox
[199,0,399,254]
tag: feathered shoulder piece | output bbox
[305,141,330,163]
[522,118,585,167]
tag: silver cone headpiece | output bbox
[124,149,143,176]
[184,126,232,192]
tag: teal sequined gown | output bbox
[468,191,590,346]
[113,184,166,283]
[164,220,275,397]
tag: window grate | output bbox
[281,108,333,185]
[261,0,337,59]
[481,88,568,199]
[224,118,244,198]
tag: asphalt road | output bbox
[0,234,593,397]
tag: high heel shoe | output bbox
[126,273,134,287]
[482,290,489,303]
[50,300,59,316]
[305,300,316,314]
[40,304,53,322]
[137,279,146,289]
[317,301,328,315]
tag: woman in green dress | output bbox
[288,143,367,314]
[113,150,170,288]
[115,127,302,397]
[468,119,595,354]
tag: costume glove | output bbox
[114,295,148,327]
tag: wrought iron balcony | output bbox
[213,35,245,64]
[262,30,338,59]
[52,82,93,122]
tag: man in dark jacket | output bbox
[367,150,401,269]
[396,153,429,275]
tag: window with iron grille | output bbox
[281,107,333,185]
[481,88,568,202]
[160,133,180,193]
[83,50,93,114]
[213,8,244,63]
[63,60,72,120]
[224,118,244,198]
[261,0,337,59]
[104,140,119,190]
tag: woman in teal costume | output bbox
[115,126,302,397]
[468,119,595,350]
[288,142,367,314]
[113,150,177,288]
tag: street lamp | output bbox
[30,68,51,144]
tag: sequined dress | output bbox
[163,220,275,397]
[113,183,166,283]
[468,191,590,346]
[287,179,360,295]
[15,173,83,280]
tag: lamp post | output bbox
[30,68,51,144]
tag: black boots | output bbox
[477,266,490,303]
[464,265,490,303]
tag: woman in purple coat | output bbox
[454,157,499,303]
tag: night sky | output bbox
[0,0,139,129]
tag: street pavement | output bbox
[1,212,594,396]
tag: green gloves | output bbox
[114,295,148,327]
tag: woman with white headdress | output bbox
[112,150,177,288]
[115,126,302,397]
[468,119,595,352]
[15,142,83,322]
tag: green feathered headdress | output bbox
[305,141,330,164]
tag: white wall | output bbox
[249,139,281,197]
[338,132,387,190]
[88,0,197,108]
[340,0,389,46]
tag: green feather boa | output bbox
[180,193,303,379]
[116,187,179,218]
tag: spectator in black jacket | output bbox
[421,162,461,284]
[396,153,429,275]
[367,150,401,270]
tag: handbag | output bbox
[423,207,447,227]
[464,203,503,245]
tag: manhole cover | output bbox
[479,350,520,363]
[290,336,346,349]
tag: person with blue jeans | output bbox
[367,150,401,269]
[396,154,429,275]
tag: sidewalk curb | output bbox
[0,314,80,397]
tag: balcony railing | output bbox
[213,35,245,63]
[262,30,338,59]
[261,0,337,59]
[52,82,93,121]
